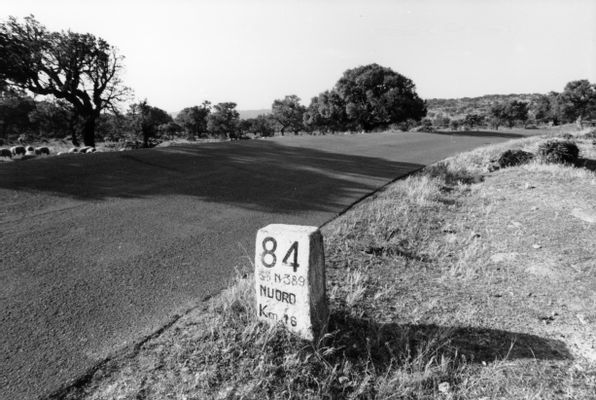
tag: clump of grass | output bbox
[496,149,534,168]
[537,140,580,165]
[344,269,368,307]
[145,273,467,399]
[425,161,478,185]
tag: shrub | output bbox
[497,149,534,168]
[579,129,596,139]
[394,120,411,132]
[537,140,579,165]
[420,118,433,132]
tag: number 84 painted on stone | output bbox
[260,236,300,272]
[255,224,328,341]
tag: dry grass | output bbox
[57,130,596,399]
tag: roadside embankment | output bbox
[57,130,596,400]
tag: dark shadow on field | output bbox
[325,312,570,372]
[0,141,423,213]
[578,157,596,172]
[432,130,526,139]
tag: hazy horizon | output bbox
[3,0,596,111]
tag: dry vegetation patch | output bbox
[57,132,596,400]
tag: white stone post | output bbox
[255,224,328,341]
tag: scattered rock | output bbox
[490,252,518,263]
[577,314,588,325]
[438,382,451,394]
[444,234,457,243]
[571,208,596,223]
[540,312,559,325]
[526,262,560,279]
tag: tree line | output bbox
[2,16,595,148]
[425,80,596,131]
[1,16,429,146]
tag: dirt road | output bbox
[0,131,528,399]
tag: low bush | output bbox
[537,140,580,165]
[497,149,534,168]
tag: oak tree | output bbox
[175,101,211,139]
[303,90,347,133]
[335,64,426,131]
[206,102,240,139]
[271,95,306,135]
[128,100,172,147]
[0,16,129,146]
[559,80,596,127]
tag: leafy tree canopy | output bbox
[489,100,528,128]
[463,113,485,129]
[0,88,36,137]
[530,94,555,124]
[335,63,426,131]
[271,95,306,134]
[239,114,275,137]
[175,101,211,138]
[207,102,239,139]
[128,100,172,146]
[303,90,347,133]
[559,80,596,125]
[28,99,73,138]
[0,15,129,146]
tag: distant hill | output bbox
[172,94,542,123]
[426,93,541,118]
[169,109,271,120]
[237,109,271,120]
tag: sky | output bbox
[3,0,596,111]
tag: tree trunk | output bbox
[70,118,80,146]
[142,126,150,147]
[82,116,96,147]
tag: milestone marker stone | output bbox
[255,224,328,341]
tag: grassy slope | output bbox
[58,130,596,400]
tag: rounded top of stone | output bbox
[261,224,320,235]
